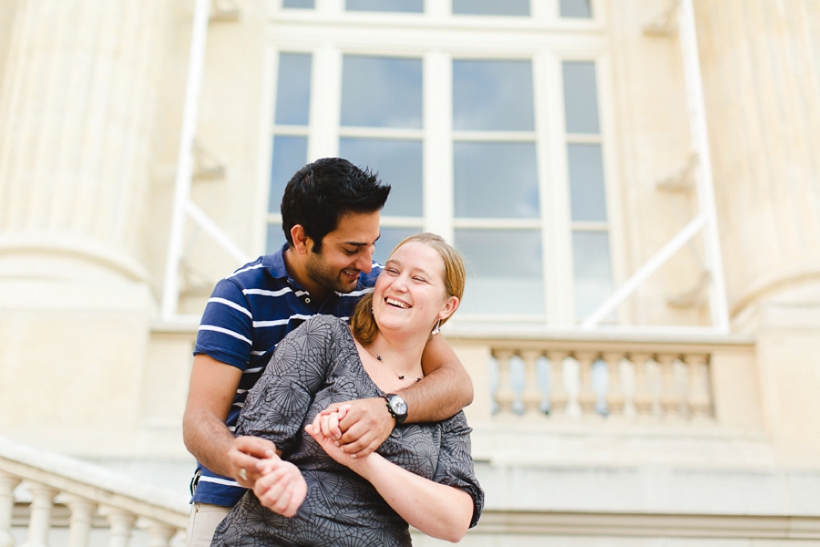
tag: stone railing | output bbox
[0,436,188,547]
[453,331,761,430]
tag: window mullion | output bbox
[308,46,341,159]
[542,51,576,326]
[423,50,452,242]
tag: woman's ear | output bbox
[438,295,459,321]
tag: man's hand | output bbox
[318,398,393,457]
[227,436,277,488]
[252,455,307,517]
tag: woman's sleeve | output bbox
[433,411,485,528]
[234,315,340,455]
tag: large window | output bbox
[265,1,610,328]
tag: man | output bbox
[182,158,473,547]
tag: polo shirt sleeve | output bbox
[233,316,340,455]
[433,411,484,529]
[194,278,254,370]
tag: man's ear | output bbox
[438,296,459,322]
[290,225,311,255]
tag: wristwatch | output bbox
[384,393,408,425]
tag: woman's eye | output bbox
[386,268,399,275]
[413,276,427,283]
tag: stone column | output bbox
[0,0,169,453]
[695,1,820,464]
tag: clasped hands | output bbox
[230,397,394,517]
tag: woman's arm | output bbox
[306,416,475,542]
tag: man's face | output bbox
[304,211,381,294]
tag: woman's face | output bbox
[372,241,458,336]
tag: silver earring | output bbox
[431,318,441,335]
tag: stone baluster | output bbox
[602,352,625,418]
[546,350,569,416]
[520,350,544,415]
[684,353,712,420]
[64,495,98,547]
[493,350,516,415]
[21,484,58,547]
[0,473,21,547]
[103,508,137,547]
[630,353,654,417]
[657,353,682,420]
[575,352,598,416]
[141,519,177,547]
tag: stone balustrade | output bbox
[451,331,760,431]
[0,437,188,547]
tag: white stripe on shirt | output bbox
[198,325,252,345]
[225,263,265,279]
[243,287,292,297]
[208,297,252,318]
[337,287,375,298]
[198,476,241,487]
[252,313,312,328]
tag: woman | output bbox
[211,233,483,547]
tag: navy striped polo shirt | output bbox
[191,243,381,506]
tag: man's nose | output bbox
[354,249,372,273]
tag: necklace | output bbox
[375,354,421,383]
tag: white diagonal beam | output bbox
[581,214,706,330]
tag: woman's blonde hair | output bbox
[351,233,465,344]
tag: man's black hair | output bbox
[281,157,391,252]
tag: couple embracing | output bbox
[183,158,483,546]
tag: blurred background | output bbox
[1,0,820,544]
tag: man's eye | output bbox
[344,249,357,256]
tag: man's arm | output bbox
[182,354,276,487]
[333,335,473,456]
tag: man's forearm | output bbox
[183,409,238,477]
[399,359,473,423]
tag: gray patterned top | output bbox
[211,315,483,547]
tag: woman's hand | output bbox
[306,405,365,470]
[252,455,307,517]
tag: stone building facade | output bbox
[1,0,820,544]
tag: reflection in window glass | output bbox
[453,60,534,131]
[455,229,545,315]
[341,56,422,129]
[346,0,423,12]
[275,53,312,125]
[560,0,592,18]
[562,61,599,134]
[339,138,423,217]
[373,227,421,266]
[283,0,314,8]
[568,144,607,222]
[269,136,308,213]
[454,142,539,219]
[572,231,613,319]
[452,0,529,16]
[266,223,284,255]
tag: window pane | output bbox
[373,227,422,266]
[266,222,284,255]
[269,136,308,213]
[568,144,607,222]
[341,56,422,128]
[452,0,529,16]
[560,0,592,18]
[454,142,539,218]
[339,138,423,217]
[346,0,423,12]
[453,60,534,131]
[573,231,613,320]
[275,53,312,125]
[455,229,545,315]
[563,61,599,134]
[283,0,314,8]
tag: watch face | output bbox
[391,398,407,415]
